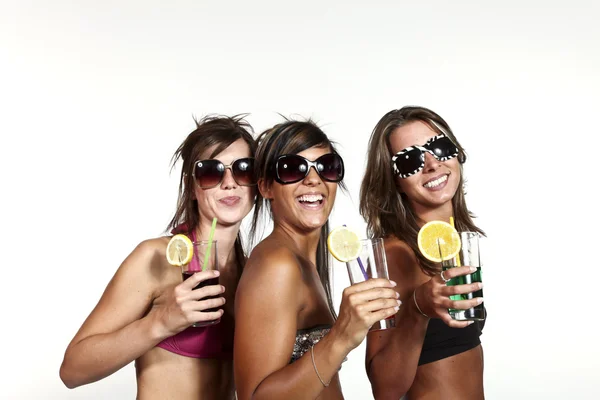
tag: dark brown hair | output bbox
[167,114,257,277]
[251,118,345,317]
[359,106,485,275]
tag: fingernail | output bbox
[397,299,402,306]
[477,297,484,304]
[470,266,477,272]
[467,321,474,325]
[395,291,400,298]
[214,270,220,276]
[394,306,400,312]
[221,285,226,292]
[390,280,397,287]
[478,282,484,289]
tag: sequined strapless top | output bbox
[290,324,331,363]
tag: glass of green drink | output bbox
[442,232,485,321]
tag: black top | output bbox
[418,312,485,366]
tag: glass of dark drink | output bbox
[181,240,220,327]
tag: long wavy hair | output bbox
[359,106,485,276]
[167,114,257,279]
[251,118,345,317]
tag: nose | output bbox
[302,166,322,186]
[422,152,441,174]
[220,167,238,189]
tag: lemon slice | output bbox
[327,226,362,262]
[166,234,194,266]
[417,221,461,263]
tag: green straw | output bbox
[203,217,218,271]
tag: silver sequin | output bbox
[290,325,331,363]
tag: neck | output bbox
[413,201,454,226]
[195,220,241,269]
[272,222,321,266]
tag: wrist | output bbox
[411,290,430,319]
[324,325,353,361]
[144,312,173,342]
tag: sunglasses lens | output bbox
[232,158,256,186]
[428,136,458,159]
[277,155,308,184]
[194,160,224,188]
[394,148,424,176]
[316,153,344,182]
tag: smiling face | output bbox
[389,121,460,216]
[193,138,255,228]
[261,145,338,233]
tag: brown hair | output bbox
[167,114,257,277]
[359,106,485,275]
[251,118,345,317]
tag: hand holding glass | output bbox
[345,238,396,331]
[442,232,485,321]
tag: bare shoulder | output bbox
[237,238,303,305]
[112,236,173,288]
[383,236,423,296]
[383,236,418,271]
[242,238,302,280]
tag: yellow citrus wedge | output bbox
[327,226,362,262]
[166,234,194,266]
[417,221,461,263]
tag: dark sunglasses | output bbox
[273,153,345,185]
[391,134,459,178]
[193,157,257,189]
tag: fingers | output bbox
[190,309,224,323]
[441,314,473,328]
[191,296,227,312]
[188,283,225,300]
[179,270,221,291]
[348,287,400,308]
[343,278,397,296]
[442,281,483,296]
[440,266,476,281]
[449,297,484,310]
[357,297,401,313]
[369,306,399,324]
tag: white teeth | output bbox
[298,194,323,203]
[424,175,448,188]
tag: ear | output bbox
[258,178,273,200]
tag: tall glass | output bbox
[181,240,220,327]
[442,232,485,321]
[345,238,396,330]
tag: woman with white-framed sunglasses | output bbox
[360,106,486,399]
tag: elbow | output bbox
[368,372,410,400]
[372,386,408,400]
[59,360,83,389]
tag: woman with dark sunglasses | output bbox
[60,115,258,400]
[234,119,400,400]
[360,106,486,399]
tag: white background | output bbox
[1,1,599,399]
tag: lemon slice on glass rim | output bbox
[166,234,194,266]
[417,220,461,263]
[327,226,362,262]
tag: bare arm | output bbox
[59,239,224,388]
[366,239,483,399]
[234,247,399,400]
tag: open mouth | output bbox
[296,193,324,207]
[423,174,448,189]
